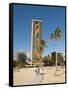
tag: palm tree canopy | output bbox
[39,40,47,53]
[54,27,61,40]
[40,40,47,48]
[49,27,61,41]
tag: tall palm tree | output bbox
[49,27,61,75]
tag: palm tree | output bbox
[39,40,47,53]
[49,27,61,75]
[39,40,47,64]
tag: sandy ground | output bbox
[13,66,65,86]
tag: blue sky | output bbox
[13,4,65,57]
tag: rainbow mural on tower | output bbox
[31,19,42,61]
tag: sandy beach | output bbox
[13,66,65,86]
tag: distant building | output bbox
[51,52,56,63]
[43,55,51,66]
[51,52,65,65]
[16,51,26,62]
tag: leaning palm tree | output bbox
[39,40,47,65]
[49,27,61,75]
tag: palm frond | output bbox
[49,32,55,40]
[54,27,61,40]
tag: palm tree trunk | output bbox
[55,41,58,75]
[56,52,57,70]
